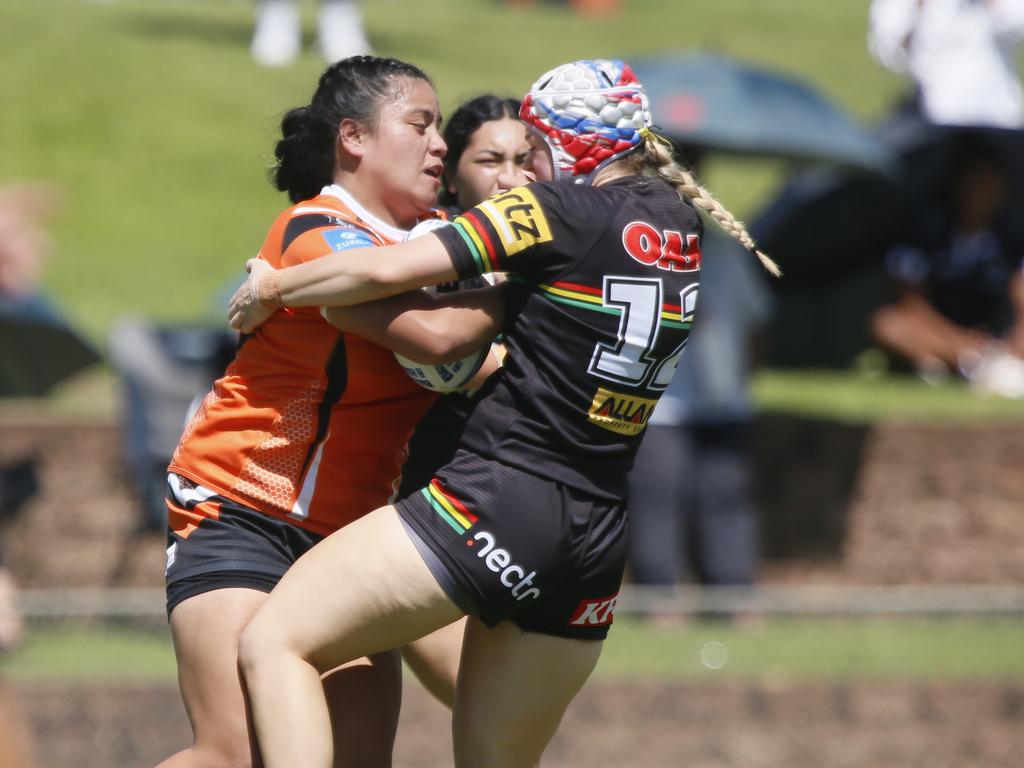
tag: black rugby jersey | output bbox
[435,176,702,500]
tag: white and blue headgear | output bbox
[520,59,652,183]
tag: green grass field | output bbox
[754,369,1024,422]
[4,616,1023,683]
[3,0,901,341]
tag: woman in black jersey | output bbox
[398,94,529,709]
[230,59,779,767]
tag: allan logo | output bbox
[587,387,658,436]
[478,187,553,256]
[570,593,619,626]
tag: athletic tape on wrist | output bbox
[257,271,284,308]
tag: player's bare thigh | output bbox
[453,618,603,768]
[164,588,268,765]
[242,505,463,673]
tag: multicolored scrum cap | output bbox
[520,59,652,182]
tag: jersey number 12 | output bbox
[587,276,698,391]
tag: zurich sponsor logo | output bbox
[322,226,375,252]
[468,530,541,601]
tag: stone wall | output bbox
[753,415,1024,584]
[4,414,1023,588]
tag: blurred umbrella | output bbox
[632,52,893,172]
[748,163,904,277]
[750,120,1024,274]
[0,302,101,396]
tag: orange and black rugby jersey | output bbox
[170,185,439,536]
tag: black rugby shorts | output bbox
[395,451,627,640]
[164,475,323,616]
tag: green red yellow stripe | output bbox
[538,281,692,328]
[452,222,487,274]
[658,301,688,328]
[421,479,478,534]
[463,210,501,271]
[452,211,501,274]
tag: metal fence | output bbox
[16,584,1024,621]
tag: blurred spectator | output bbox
[567,0,622,14]
[868,0,1024,128]
[108,320,235,532]
[0,184,61,322]
[251,0,370,67]
[870,134,1024,395]
[0,183,99,399]
[627,225,773,611]
[502,0,622,13]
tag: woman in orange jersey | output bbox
[156,56,500,768]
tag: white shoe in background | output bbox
[969,348,1024,399]
[318,0,372,63]
[251,0,302,67]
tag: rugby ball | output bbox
[405,217,452,239]
[393,218,490,393]
[394,343,489,393]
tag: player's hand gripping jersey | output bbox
[170,186,438,536]
[434,177,701,500]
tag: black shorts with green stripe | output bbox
[395,450,627,640]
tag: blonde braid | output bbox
[635,140,781,277]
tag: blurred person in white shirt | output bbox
[868,0,1024,128]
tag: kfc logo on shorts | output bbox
[570,593,619,627]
